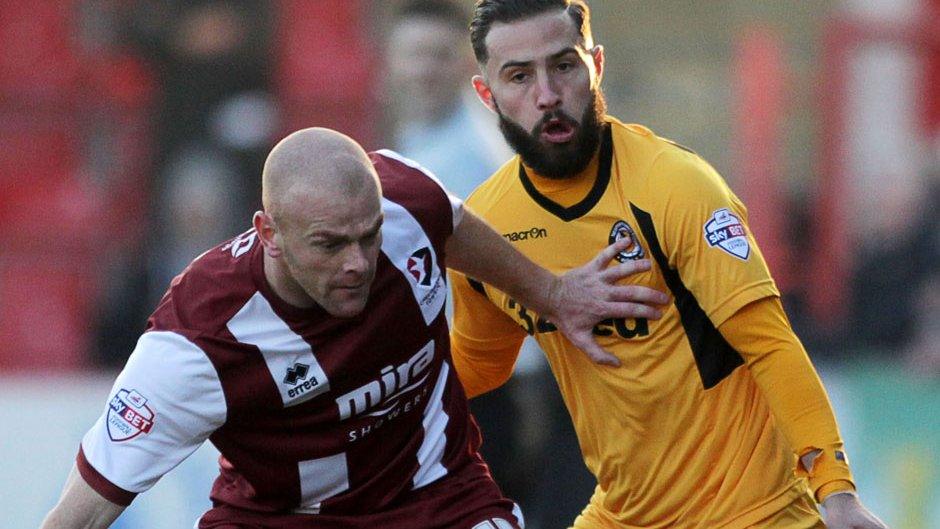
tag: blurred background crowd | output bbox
[1,1,937,528]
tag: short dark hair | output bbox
[470,0,592,65]
[396,0,468,32]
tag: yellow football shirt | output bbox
[450,117,850,528]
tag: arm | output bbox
[445,209,668,365]
[449,267,528,397]
[44,331,226,527]
[719,297,888,529]
[644,148,887,527]
[41,465,125,529]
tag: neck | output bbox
[262,253,316,308]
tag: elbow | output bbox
[456,362,514,399]
[477,365,515,397]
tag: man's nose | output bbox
[341,243,370,275]
[535,73,561,111]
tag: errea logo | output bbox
[284,363,310,385]
[284,362,323,399]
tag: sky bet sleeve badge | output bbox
[703,208,751,260]
[107,389,156,442]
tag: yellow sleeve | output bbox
[718,296,855,501]
[448,269,527,398]
[650,149,779,326]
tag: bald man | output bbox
[42,128,667,529]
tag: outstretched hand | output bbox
[822,493,890,529]
[543,238,669,366]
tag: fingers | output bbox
[568,332,622,367]
[600,259,652,281]
[590,237,634,269]
[606,285,670,306]
[601,301,664,321]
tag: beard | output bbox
[495,88,607,180]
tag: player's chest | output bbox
[490,222,664,339]
[222,274,449,423]
[489,191,666,287]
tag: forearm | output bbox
[446,210,558,315]
[719,297,854,500]
[41,465,125,529]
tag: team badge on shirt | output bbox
[704,208,750,260]
[407,247,434,287]
[609,220,645,262]
[107,389,155,442]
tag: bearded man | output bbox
[449,1,889,529]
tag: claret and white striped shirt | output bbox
[77,151,492,519]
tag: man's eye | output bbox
[510,72,528,83]
[317,240,343,251]
[557,62,574,72]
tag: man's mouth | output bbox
[335,280,368,292]
[540,118,576,143]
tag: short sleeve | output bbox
[78,331,227,505]
[650,149,779,326]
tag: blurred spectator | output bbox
[150,144,242,288]
[847,172,939,354]
[381,2,593,527]
[92,0,278,365]
[383,0,511,197]
[906,274,940,376]
[903,174,940,376]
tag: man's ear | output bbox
[253,211,282,258]
[472,75,497,113]
[591,45,605,86]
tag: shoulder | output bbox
[370,149,450,201]
[610,117,707,171]
[464,156,520,217]
[370,149,462,239]
[608,117,731,206]
[149,229,262,335]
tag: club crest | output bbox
[107,389,156,442]
[703,208,750,260]
[407,247,433,286]
[608,220,644,262]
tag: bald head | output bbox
[262,128,381,221]
[254,128,385,317]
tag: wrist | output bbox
[821,488,859,512]
[796,446,855,501]
[817,480,856,503]
[538,274,564,320]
